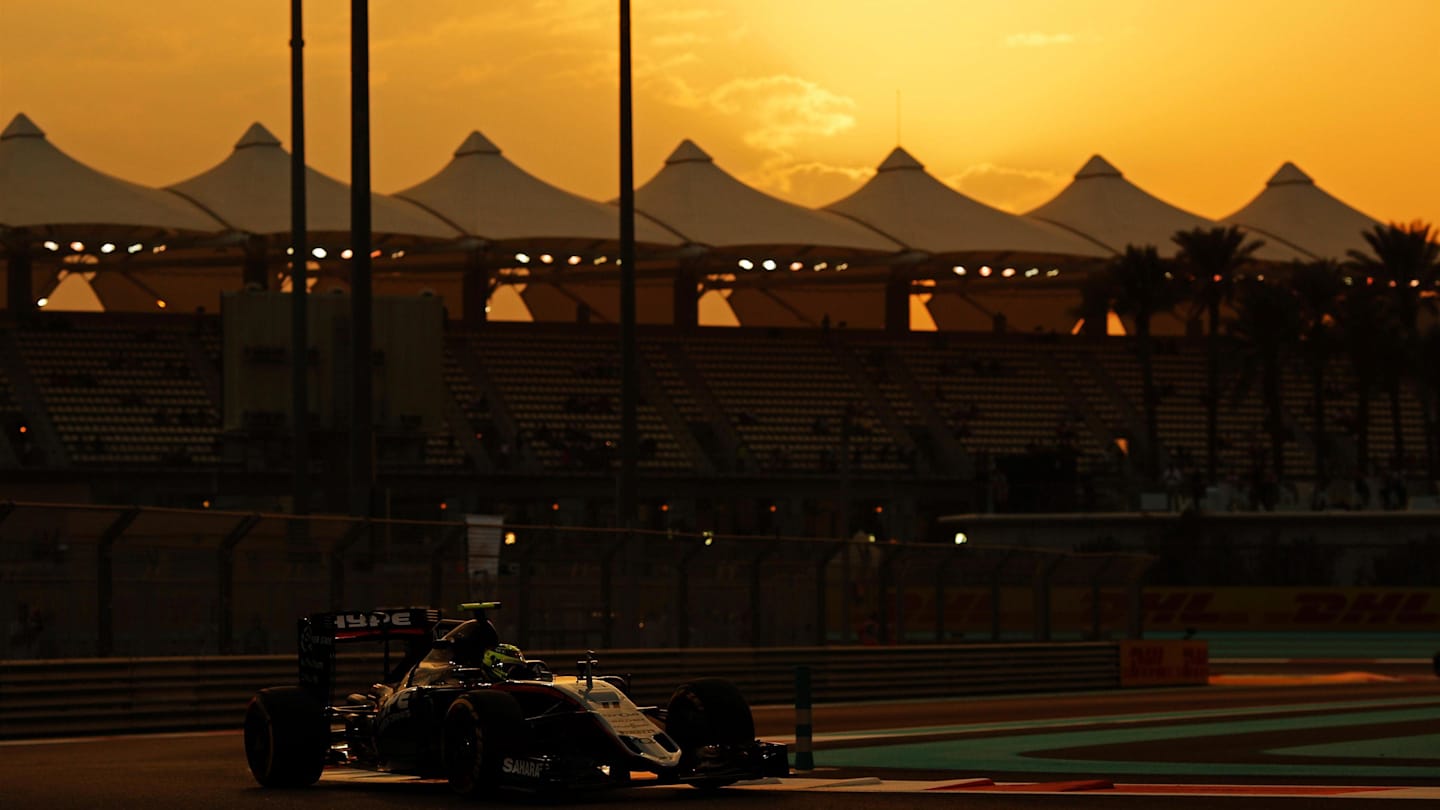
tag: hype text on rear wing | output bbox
[297,607,442,703]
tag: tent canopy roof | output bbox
[1221,162,1380,261]
[1028,154,1305,262]
[396,129,682,248]
[635,139,900,256]
[825,147,1107,260]
[167,122,458,241]
[0,112,222,237]
[1025,154,1217,258]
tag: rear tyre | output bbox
[243,686,328,788]
[442,690,527,798]
[664,678,755,790]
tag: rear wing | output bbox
[298,608,442,701]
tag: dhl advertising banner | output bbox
[1136,587,1440,632]
[831,586,1440,637]
[1119,640,1209,686]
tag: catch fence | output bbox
[0,501,1152,659]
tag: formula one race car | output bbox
[243,603,787,795]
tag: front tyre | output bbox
[243,686,327,788]
[442,690,526,798]
[664,678,755,790]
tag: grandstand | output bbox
[0,310,1433,533]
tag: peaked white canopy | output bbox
[0,113,222,237]
[167,123,459,241]
[1221,162,1381,262]
[397,131,681,249]
[635,140,900,256]
[1026,155,1216,258]
[825,147,1107,261]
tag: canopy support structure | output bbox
[673,256,700,330]
[884,269,910,334]
[463,246,492,326]
[5,236,33,318]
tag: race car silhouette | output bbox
[243,603,787,795]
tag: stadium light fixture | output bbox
[312,247,327,259]
[341,249,354,259]
[1047,268,1060,277]
[979,266,992,277]
[287,247,295,255]
[952,266,966,275]
[152,245,167,254]
[567,255,582,265]
[100,243,116,254]
[70,241,85,252]
[156,299,168,309]
[954,532,968,545]
[504,531,517,546]
[737,259,753,270]
[539,253,554,264]
[391,250,405,259]
[594,256,608,264]
[370,249,382,259]
[515,253,530,263]
[866,533,876,543]
[762,259,777,271]
[43,241,60,251]
[789,261,803,271]
[1024,268,1038,278]
[36,298,49,308]
[836,263,848,270]
[1002,267,1015,278]
[1411,279,1421,288]
[128,243,143,254]
[814,262,827,270]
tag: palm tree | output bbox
[1290,261,1345,481]
[1347,222,1440,471]
[1228,278,1300,482]
[1106,244,1183,479]
[1173,226,1265,487]
[1337,281,1390,476]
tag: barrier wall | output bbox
[0,642,1124,739]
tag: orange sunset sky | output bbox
[3,0,1438,228]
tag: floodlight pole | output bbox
[290,0,310,522]
[350,0,374,517]
[617,0,637,531]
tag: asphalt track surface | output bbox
[2,664,1436,810]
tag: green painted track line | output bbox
[810,695,1440,742]
[1270,733,1440,761]
[818,704,1440,778]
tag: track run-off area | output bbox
[2,663,1437,809]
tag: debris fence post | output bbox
[794,665,814,771]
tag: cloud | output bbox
[652,32,706,49]
[707,75,857,152]
[947,163,1068,212]
[650,8,720,25]
[1004,32,1076,48]
[749,160,874,204]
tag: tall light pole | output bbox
[617,0,637,531]
[350,0,374,517]
[290,0,310,523]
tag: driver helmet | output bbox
[481,643,527,680]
